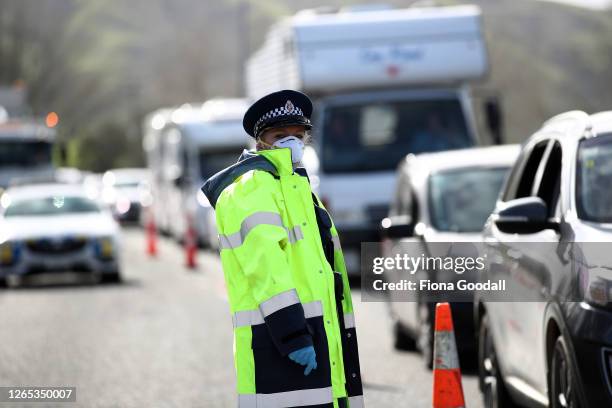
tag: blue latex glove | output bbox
[288,346,317,376]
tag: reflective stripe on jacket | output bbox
[201,148,364,408]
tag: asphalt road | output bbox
[0,228,484,408]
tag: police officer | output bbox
[201,90,364,408]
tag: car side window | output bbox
[502,140,549,201]
[533,141,562,217]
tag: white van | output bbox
[246,5,501,273]
[142,99,251,246]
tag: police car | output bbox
[0,183,122,286]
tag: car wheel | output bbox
[101,271,122,284]
[0,276,7,288]
[393,321,417,351]
[418,303,433,369]
[550,336,580,408]
[478,314,519,408]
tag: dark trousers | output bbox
[337,397,348,408]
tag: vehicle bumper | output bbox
[568,302,612,407]
[0,245,119,277]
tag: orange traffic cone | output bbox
[146,210,158,257]
[185,215,197,269]
[432,302,466,408]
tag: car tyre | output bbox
[393,321,417,351]
[0,276,7,288]
[418,303,433,369]
[478,314,519,408]
[101,271,122,284]
[550,336,580,408]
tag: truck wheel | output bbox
[418,303,433,369]
[550,336,579,408]
[478,314,519,408]
[393,321,416,351]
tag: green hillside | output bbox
[1,0,611,168]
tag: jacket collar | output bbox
[200,148,306,209]
[200,149,276,208]
[256,147,294,176]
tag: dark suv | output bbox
[477,111,612,408]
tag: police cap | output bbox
[243,90,313,138]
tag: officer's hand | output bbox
[288,346,317,376]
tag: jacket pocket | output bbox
[251,316,332,394]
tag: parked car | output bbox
[0,183,122,286]
[477,110,612,408]
[102,168,150,223]
[380,144,520,367]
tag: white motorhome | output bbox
[142,99,251,246]
[246,5,501,273]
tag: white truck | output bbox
[0,120,56,191]
[0,87,56,191]
[246,5,501,274]
[142,99,251,247]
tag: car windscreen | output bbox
[199,150,240,180]
[114,181,141,189]
[4,196,101,217]
[321,99,472,173]
[0,140,53,167]
[577,134,612,223]
[429,167,509,233]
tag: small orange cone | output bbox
[185,215,197,269]
[146,210,158,257]
[432,302,466,408]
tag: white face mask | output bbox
[272,135,305,164]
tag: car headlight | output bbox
[94,237,115,260]
[115,198,131,215]
[580,267,611,308]
[0,241,20,265]
[585,277,611,307]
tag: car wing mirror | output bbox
[493,197,559,234]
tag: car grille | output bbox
[27,238,87,254]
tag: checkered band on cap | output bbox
[254,100,305,132]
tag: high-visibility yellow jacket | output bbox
[201,148,364,408]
